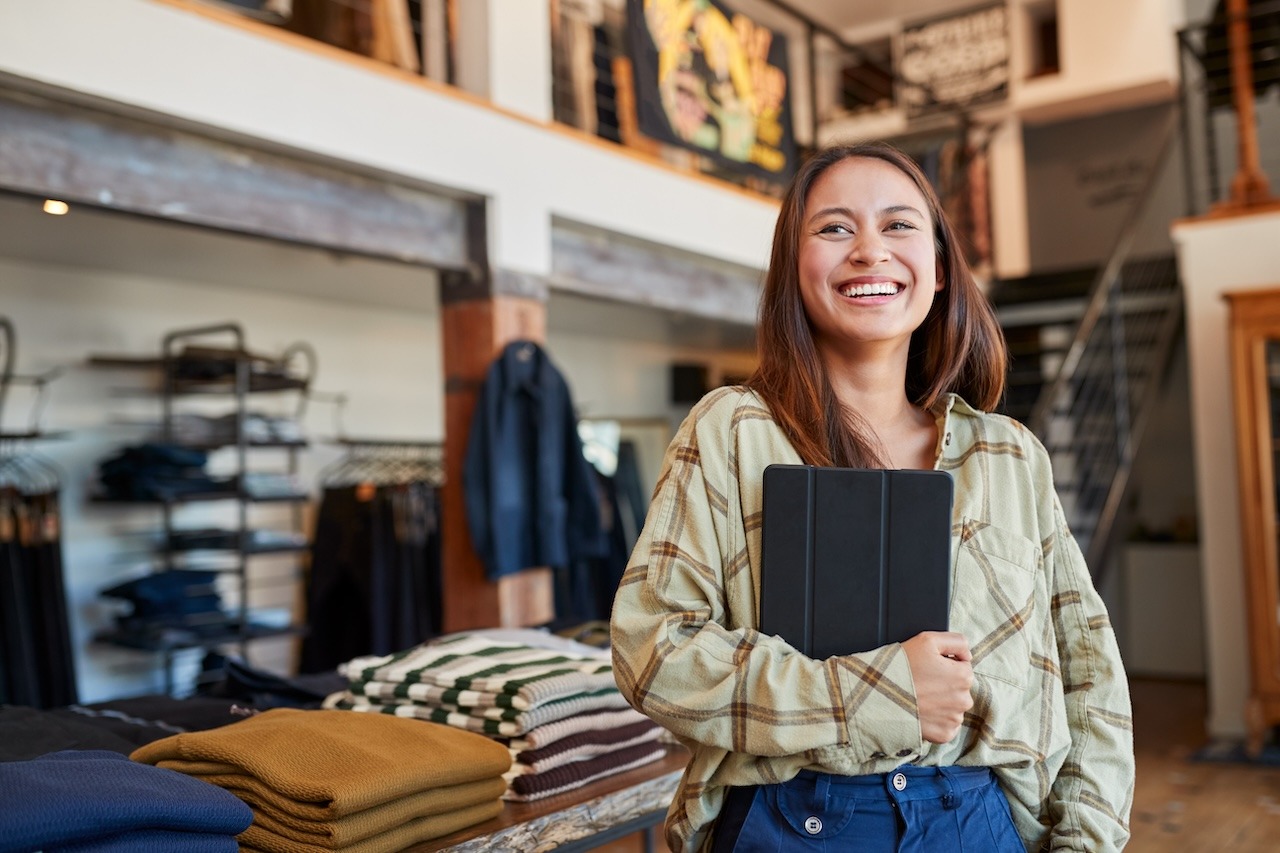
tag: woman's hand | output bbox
[901,631,974,744]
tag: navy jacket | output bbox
[463,340,606,580]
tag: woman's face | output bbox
[797,156,942,363]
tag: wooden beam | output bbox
[0,86,468,267]
[550,220,762,327]
[438,199,554,631]
[440,290,553,631]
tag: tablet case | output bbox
[759,464,954,659]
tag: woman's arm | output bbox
[1045,495,1135,851]
[610,395,926,763]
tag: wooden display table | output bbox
[409,746,688,852]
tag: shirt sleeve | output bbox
[1045,495,1135,851]
[610,395,924,763]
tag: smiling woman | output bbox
[610,142,1135,853]
[797,156,945,464]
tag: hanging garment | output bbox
[0,492,41,706]
[0,486,76,709]
[25,490,77,707]
[462,340,606,582]
[299,482,442,673]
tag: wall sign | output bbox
[899,4,1009,117]
[626,0,798,181]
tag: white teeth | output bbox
[839,282,898,297]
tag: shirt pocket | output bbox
[951,519,1040,689]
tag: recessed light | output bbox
[43,199,69,215]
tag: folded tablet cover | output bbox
[759,464,953,659]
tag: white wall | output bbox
[1023,103,1181,272]
[1013,0,1184,121]
[1174,208,1280,738]
[0,0,778,277]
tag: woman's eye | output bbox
[818,223,852,235]
[886,220,916,231]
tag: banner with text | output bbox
[899,4,1009,117]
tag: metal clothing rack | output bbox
[89,321,314,695]
[317,438,445,488]
[307,387,445,487]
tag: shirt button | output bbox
[945,432,952,446]
[892,772,907,791]
[896,748,914,758]
[804,816,822,835]
[870,751,887,759]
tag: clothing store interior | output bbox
[1,0,1279,851]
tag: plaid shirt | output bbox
[611,388,1134,853]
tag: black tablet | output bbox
[759,464,954,659]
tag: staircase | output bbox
[991,113,1185,584]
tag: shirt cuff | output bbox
[835,644,925,764]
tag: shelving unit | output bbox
[91,322,316,694]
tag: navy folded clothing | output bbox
[53,828,240,853]
[0,750,252,851]
[101,570,222,618]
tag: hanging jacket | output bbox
[463,340,606,580]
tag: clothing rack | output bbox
[301,438,445,673]
[318,438,445,488]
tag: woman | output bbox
[610,142,1134,852]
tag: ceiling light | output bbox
[43,199,69,215]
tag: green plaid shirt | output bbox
[611,388,1133,852]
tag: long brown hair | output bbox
[747,141,1006,468]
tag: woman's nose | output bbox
[849,232,890,264]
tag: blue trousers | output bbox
[710,766,1024,852]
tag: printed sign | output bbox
[899,4,1009,117]
[627,0,798,180]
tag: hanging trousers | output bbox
[710,766,1024,853]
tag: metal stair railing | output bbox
[1025,109,1186,582]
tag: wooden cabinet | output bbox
[1226,288,1280,754]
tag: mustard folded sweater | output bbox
[192,772,505,846]
[237,797,503,853]
[131,708,511,818]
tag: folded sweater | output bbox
[51,828,240,853]
[237,798,503,853]
[343,634,615,707]
[181,773,505,846]
[503,742,668,803]
[0,750,252,852]
[512,720,664,774]
[131,709,511,818]
[503,706,652,751]
[324,688,630,737]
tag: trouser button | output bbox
[804,816,822,834]
[892,772,907,791]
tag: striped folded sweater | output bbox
[341,634,616,710]
[324,688,630,737]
